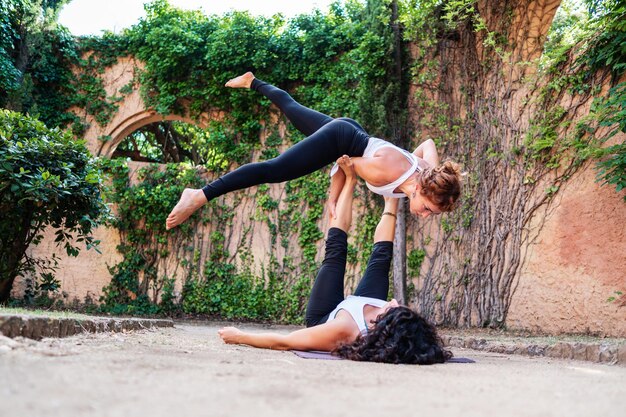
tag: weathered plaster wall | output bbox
[507,159,626,336]
[16,53,626,336]
[13,226,122,303]
[401,0,625,335]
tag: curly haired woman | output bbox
[166,72,462,230]
[218,156,452,365]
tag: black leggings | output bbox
[305,228,393,327]
[201,80,370,201]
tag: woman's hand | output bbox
[218,326,245,344]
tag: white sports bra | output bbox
[330,137,422,198]
[325,295,387,335]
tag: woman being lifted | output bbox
[218,156,452,364]
[166,72,462,230]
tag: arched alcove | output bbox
[69,56,220,159]
[104,112,205,159]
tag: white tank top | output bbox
[330,137,422,198]
[325,295,387,335]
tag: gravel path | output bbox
[1,322,624,417]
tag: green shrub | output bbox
[0,109,107,303]
[181,267,307,323]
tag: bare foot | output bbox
[165,188,208,230]
[225,71,255,89]
[337,155,355,180]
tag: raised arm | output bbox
[412,139,439,168]
[327,168,346,220]
[374,197,399,243]
[218,319,353,351]
[327,154,359,221]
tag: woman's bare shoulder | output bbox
[333,310,361,341]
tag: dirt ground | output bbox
[1,321,625,417]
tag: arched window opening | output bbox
[112,121,228,170]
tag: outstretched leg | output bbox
[165,74,371,230]
[352,197,399,299]
[305,156,357,327]
[226,72,332,136]
[166,118,368,229]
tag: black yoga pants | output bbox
[305,227,393,327]
[201,79,370,201]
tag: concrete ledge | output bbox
[0,314,174,340]
[442,335,626,366]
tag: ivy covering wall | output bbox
[400,0,625,326]
[1,0,624,325]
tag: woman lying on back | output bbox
[218,156,452,365]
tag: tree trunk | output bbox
[390,0,408,303]
[0,276,17,304]
[0,209,36,303]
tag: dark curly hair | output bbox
[332,306,452,365]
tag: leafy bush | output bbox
[0,0,81,129]
[181,266,307,323]
[0,109,107,302]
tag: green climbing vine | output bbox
[88,0,404,322]
[3,0,623,328]
[398,0,625,327]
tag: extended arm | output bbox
[412,139,439,168]
[327,168,346,219]
[218,319,353,351]
[374,197,399,242]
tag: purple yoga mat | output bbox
[291,350,475,363]
[292,350,344,360]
